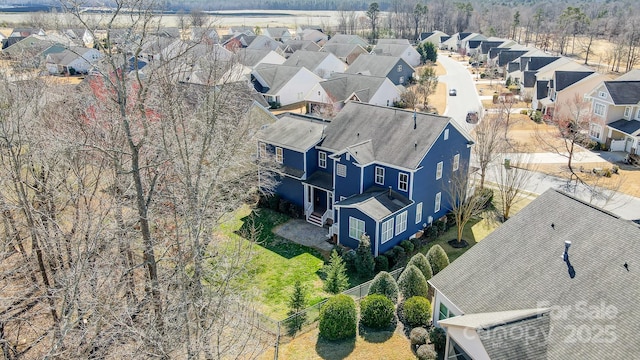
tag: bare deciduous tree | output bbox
[473,113,506,189]
[493,154,536,221]
[445,164,487,245]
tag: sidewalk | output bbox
[500,151,623,164]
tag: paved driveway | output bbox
[273,219,334,253]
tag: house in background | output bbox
[371,41,421,67]
[296,28,329,45]
[540,70,608,119]
[586,78,640,154]
[190,27,219,43]
[321,43,368,65]
[283,50,346,78]
[262,27,292,43]
[278,39,322,58]
[345,54,414,86]
[418,30,448,48]
[251,63,322,107]
[325,34,369,48]
[429,189,640,359]
[46,47,102,75]
[257,102,473,254]
[62,28,94,47]
[305,73,401,116]
[235,48,286,69]
[4,28,45,48]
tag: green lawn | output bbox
[218,206,329,319]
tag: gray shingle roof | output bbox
[252,63,305,94]
[527,56,560,71]
[554,70,594,91]
[321,43,366,59]
[320,102,453,169]
[336,186,411,221]
[303,171,333,190]
[372,43,414,57]
[603,81,640,104]
[320,73,389,103]
[480,41,504,55]
[498,50,528,66]
[325,34,368,47]
[259,113,327,151]
[283,50,331,70]
[608,119,640,136]
[345,54,413,78]
[523,71,537,88]
[536,80,549,100]
[236,48,273,67]
[429,189,640,360]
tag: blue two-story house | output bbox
[258,102,473,255]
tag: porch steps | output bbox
[307,212,324,227]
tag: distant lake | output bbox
[0,9,367,29]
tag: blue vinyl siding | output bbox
[362,164,411,195]
[275,175,304,207]
[281,147,304,174]
[338,207,376,250]
[334,153,361,200]
[385,59,414,86]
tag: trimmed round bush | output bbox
[374,255,389,272]
[319,294,357,340]
[407,253,433,281]
[397,265,429,299]
[368,271,399,303]
[417,344,437,360]
[400,239,414,253]
[429,327,447,354]
[359,294,395,329]
[402,296,431,327]
[409,326,429,346]
[426,245,450,275]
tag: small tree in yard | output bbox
[494,154,535,221]
[426,245,449,275]
[407,253,433,281]
[368,271,399,303]
[285,280,307,335]
[473,113,506,189]
[446,165,487,245]
[319,294,357,340]
[398,265,429,299]
[417,66,439,108]
[417,41,438,63]
[355,233,375,278]
[401,296,432,327]
[359,294,395,329]
[324,249,349,294]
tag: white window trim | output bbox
[398,173,409,192]
[336,163,347,177]
[395,211,407,235]
[598,91,606,98]
[349,216,365,240]
[593,102,605,117]
[375,166,385,185]
[589,123,602,139]
[453,154,460,172]
[276,147,283,164]
[436,161,443,180]
[318,151,327,168]
[259,142,266,158]
[397,64,402,72]
[381,218,394,243]
[434,192,441,213]
[624,106,631,118]
[444,128,449,140]
[415,202,423,224]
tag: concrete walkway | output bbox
[272,219,334,253]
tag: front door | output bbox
[314,189,327,214]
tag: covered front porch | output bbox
[607,119,640,154]
[302,171,334,227]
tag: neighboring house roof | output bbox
[345,54,413,78]
[325,34,369,47]
[536,80,549,100]
[371,43,415,57]
[282,39,321,52]
[246,35,281,51]
[322,43,366,59]
[526,56,560,71]
[554,71,594,91]
[47,47,98,66]
[497,50,528,66]
[259,112,328,152]
[229,26,255,35]
[252,63,313,94]
[283,50,337,71]
[429,189,640,360]
[336,186,412,221]
[614,69,640,81]
[479,41,504,54]
[603,81,640,104]
[467,40,482,49]
[236,48,284,67]
[320,73,390,103]
[297,29,328,44]
[263,27,290,39]
[523,71,537,88]
[321,102,453,169]
[608,119,640,136]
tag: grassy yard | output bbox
[218,206,329,319]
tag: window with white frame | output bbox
[434,192,441,212]
[436,161,443,179]
[453,154,460,171]
[625,107,632,118]
[259,142,266,158]
[636,109,640,120]
[395,211,407,235]
[276,147,283,163]
[349,217,365,240]
[589,123,602,139]
[593,103,605,116]
[381,218,394,243]
[415,202,423,224]
[598,91,606,98]
[398,173,409,192]
[397,64,403,72]
[375,166,385,185]
[444,129,449,140]
[318,151,327,168]
[439,303,451,320]
[336,163,347,177]
[399,76,405,84]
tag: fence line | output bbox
[272,267,405,359]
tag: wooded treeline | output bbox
[0,0,281,358]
